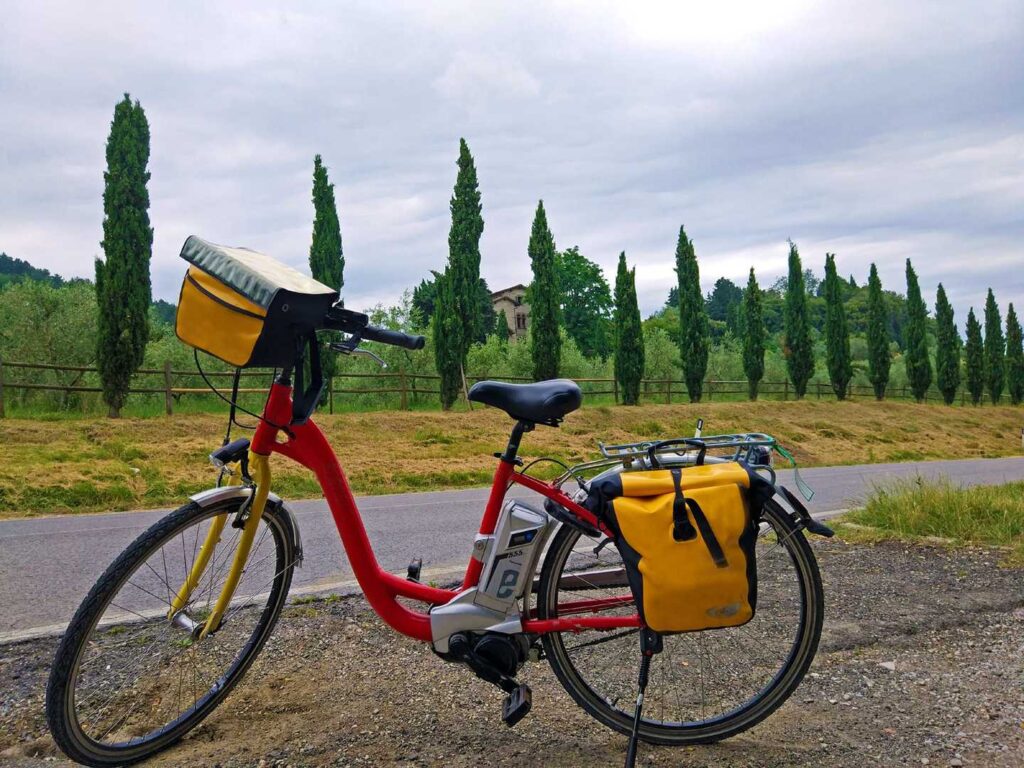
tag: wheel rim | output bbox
[540,504,816,735]
[64,504,291,753]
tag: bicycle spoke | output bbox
[143,558,174,604]
[543,505,818,734]
[124,578,175,610]
[65,505,291,750]
[221,556,296,625]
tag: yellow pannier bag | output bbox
[588,461,772,634]
[175,236,338,368]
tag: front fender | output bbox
[189,485,304,565]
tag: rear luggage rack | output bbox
[598,432,776,464]
[554,432,779,489]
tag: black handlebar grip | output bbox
[361,325,426,350]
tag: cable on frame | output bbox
[192,349,290,443]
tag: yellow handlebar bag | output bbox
[175,236,338,368]
[589,462,771,634]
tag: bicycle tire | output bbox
[46,497,297,767]
[537,498,824,745]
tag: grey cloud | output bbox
[1,0,1021,326]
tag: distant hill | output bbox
[0,251,177,321]
[152,299,176,324]
[0,252,64,287]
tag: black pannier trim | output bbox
[185,272,265,320]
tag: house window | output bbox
[516,313,527,330]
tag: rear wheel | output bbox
[537,499,823,744]
[46,497,298,767]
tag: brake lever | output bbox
[329,334,361,355]
[351,348,388,368]
[328,334,388,368]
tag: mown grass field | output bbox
[836,479,1024,565]
[0,399,1021,518]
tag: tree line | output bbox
[424,141,1024,408]
[3,96,1022,415]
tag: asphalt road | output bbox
[1,456,1022,641]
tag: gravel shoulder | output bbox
[2,538,1022,767]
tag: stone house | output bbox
[490,284,529,340]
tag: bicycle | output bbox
[46,303,827,767]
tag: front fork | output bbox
[167,451,272,639]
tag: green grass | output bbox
[837,478,1024,565]
[293,593,344,606]
[4,400,1024,519]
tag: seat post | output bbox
[499,420,534,463]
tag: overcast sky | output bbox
[1,1,1021,322]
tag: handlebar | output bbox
[361,325,425,350]
[322,306,425,350]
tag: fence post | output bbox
[0,357,5,418]
[613,377,619,404]
[816,382,821,400]
[163,360,173,416]
[783,380,789,401]
[399,369,409,411]
[328,375,334,414]
[664,379,671,405]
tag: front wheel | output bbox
[46,496,298,767]
[536,499,824,745]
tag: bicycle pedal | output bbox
[406,558,422,582]
[501,683,532,727]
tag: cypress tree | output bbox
[866,263,890,400]
[903,259,932,402]
[674,225,708,401]
[742,267,765,400]
[528,201,561,380]
[613,252,644,405]
[783,241,814,398]
[984,289,1005,404]
[95,94,152,418]
[823,253,852,399]
[934,284,960,405]
[308,155,344,400]
[964,308,984,405]
[449,139,485,350]
[309,155,344,292]
[494,309,511,342]
[432,270,463,409]
[1005,303,1024,405]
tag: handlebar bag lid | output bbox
[589,462,768,634]
[175,235,339,368]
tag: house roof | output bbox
[490,284,527,299]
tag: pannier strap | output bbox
[670,469,728,567]
[670,469,696,542]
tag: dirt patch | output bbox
[2,538,1022,767]
[3,400,1024,518]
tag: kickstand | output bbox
[624,628,662,768]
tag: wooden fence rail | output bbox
[0,357,1015,418]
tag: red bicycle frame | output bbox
[251,380,641,643]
